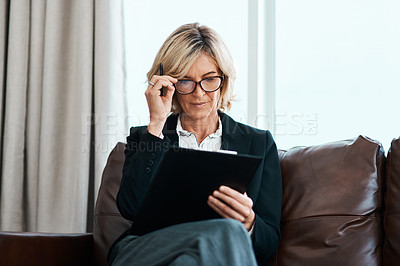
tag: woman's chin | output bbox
[182,109,218,122]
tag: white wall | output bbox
[275,0,400,152]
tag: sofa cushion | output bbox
[383,137,400,265]
[93,142,132,266]
[274,136,385,266]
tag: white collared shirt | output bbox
[176,115,222,151]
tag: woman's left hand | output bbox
[207,185,255,231]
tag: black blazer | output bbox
[117,112,282,264]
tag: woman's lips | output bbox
[191,102,207,108]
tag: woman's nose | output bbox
[192,83,205,97]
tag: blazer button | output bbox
[150,153,156,159]
[145,167,151,174]
[147,160,154,166]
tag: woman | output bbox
[109,23,282,266]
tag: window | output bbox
[275,0,400,152]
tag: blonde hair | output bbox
[147,23,236,113]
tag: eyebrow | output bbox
[183,71,218,79]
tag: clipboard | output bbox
[130,146,262,236]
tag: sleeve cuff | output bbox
[248,222,255,236]
[147,130,164,140]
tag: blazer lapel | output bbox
[163,114,179,146]
[220,113,253,155]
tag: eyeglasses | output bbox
[174,76,224,95]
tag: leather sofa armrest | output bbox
[0,231,93,266]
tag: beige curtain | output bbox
[0,0,127,233]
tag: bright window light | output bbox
[275,0,400,152]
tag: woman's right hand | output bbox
[145,75,177,137]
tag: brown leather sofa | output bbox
[1,135,399,266]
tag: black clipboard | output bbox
[130,146,262,236]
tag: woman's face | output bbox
[176,53,221,122]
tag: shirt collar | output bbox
[176,114,222,139]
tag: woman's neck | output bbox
[180,112,219,144]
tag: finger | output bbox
[212,190,251,218]
[219,186,253,207]
[150,75,177,85]
[146,79,174,96]
[208,197,243,221]
[208,195,245,222]
[207,200,231,219]
[164,83,175,100]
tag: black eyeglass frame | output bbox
[173,75,225,95]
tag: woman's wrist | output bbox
[148,121,165,138]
